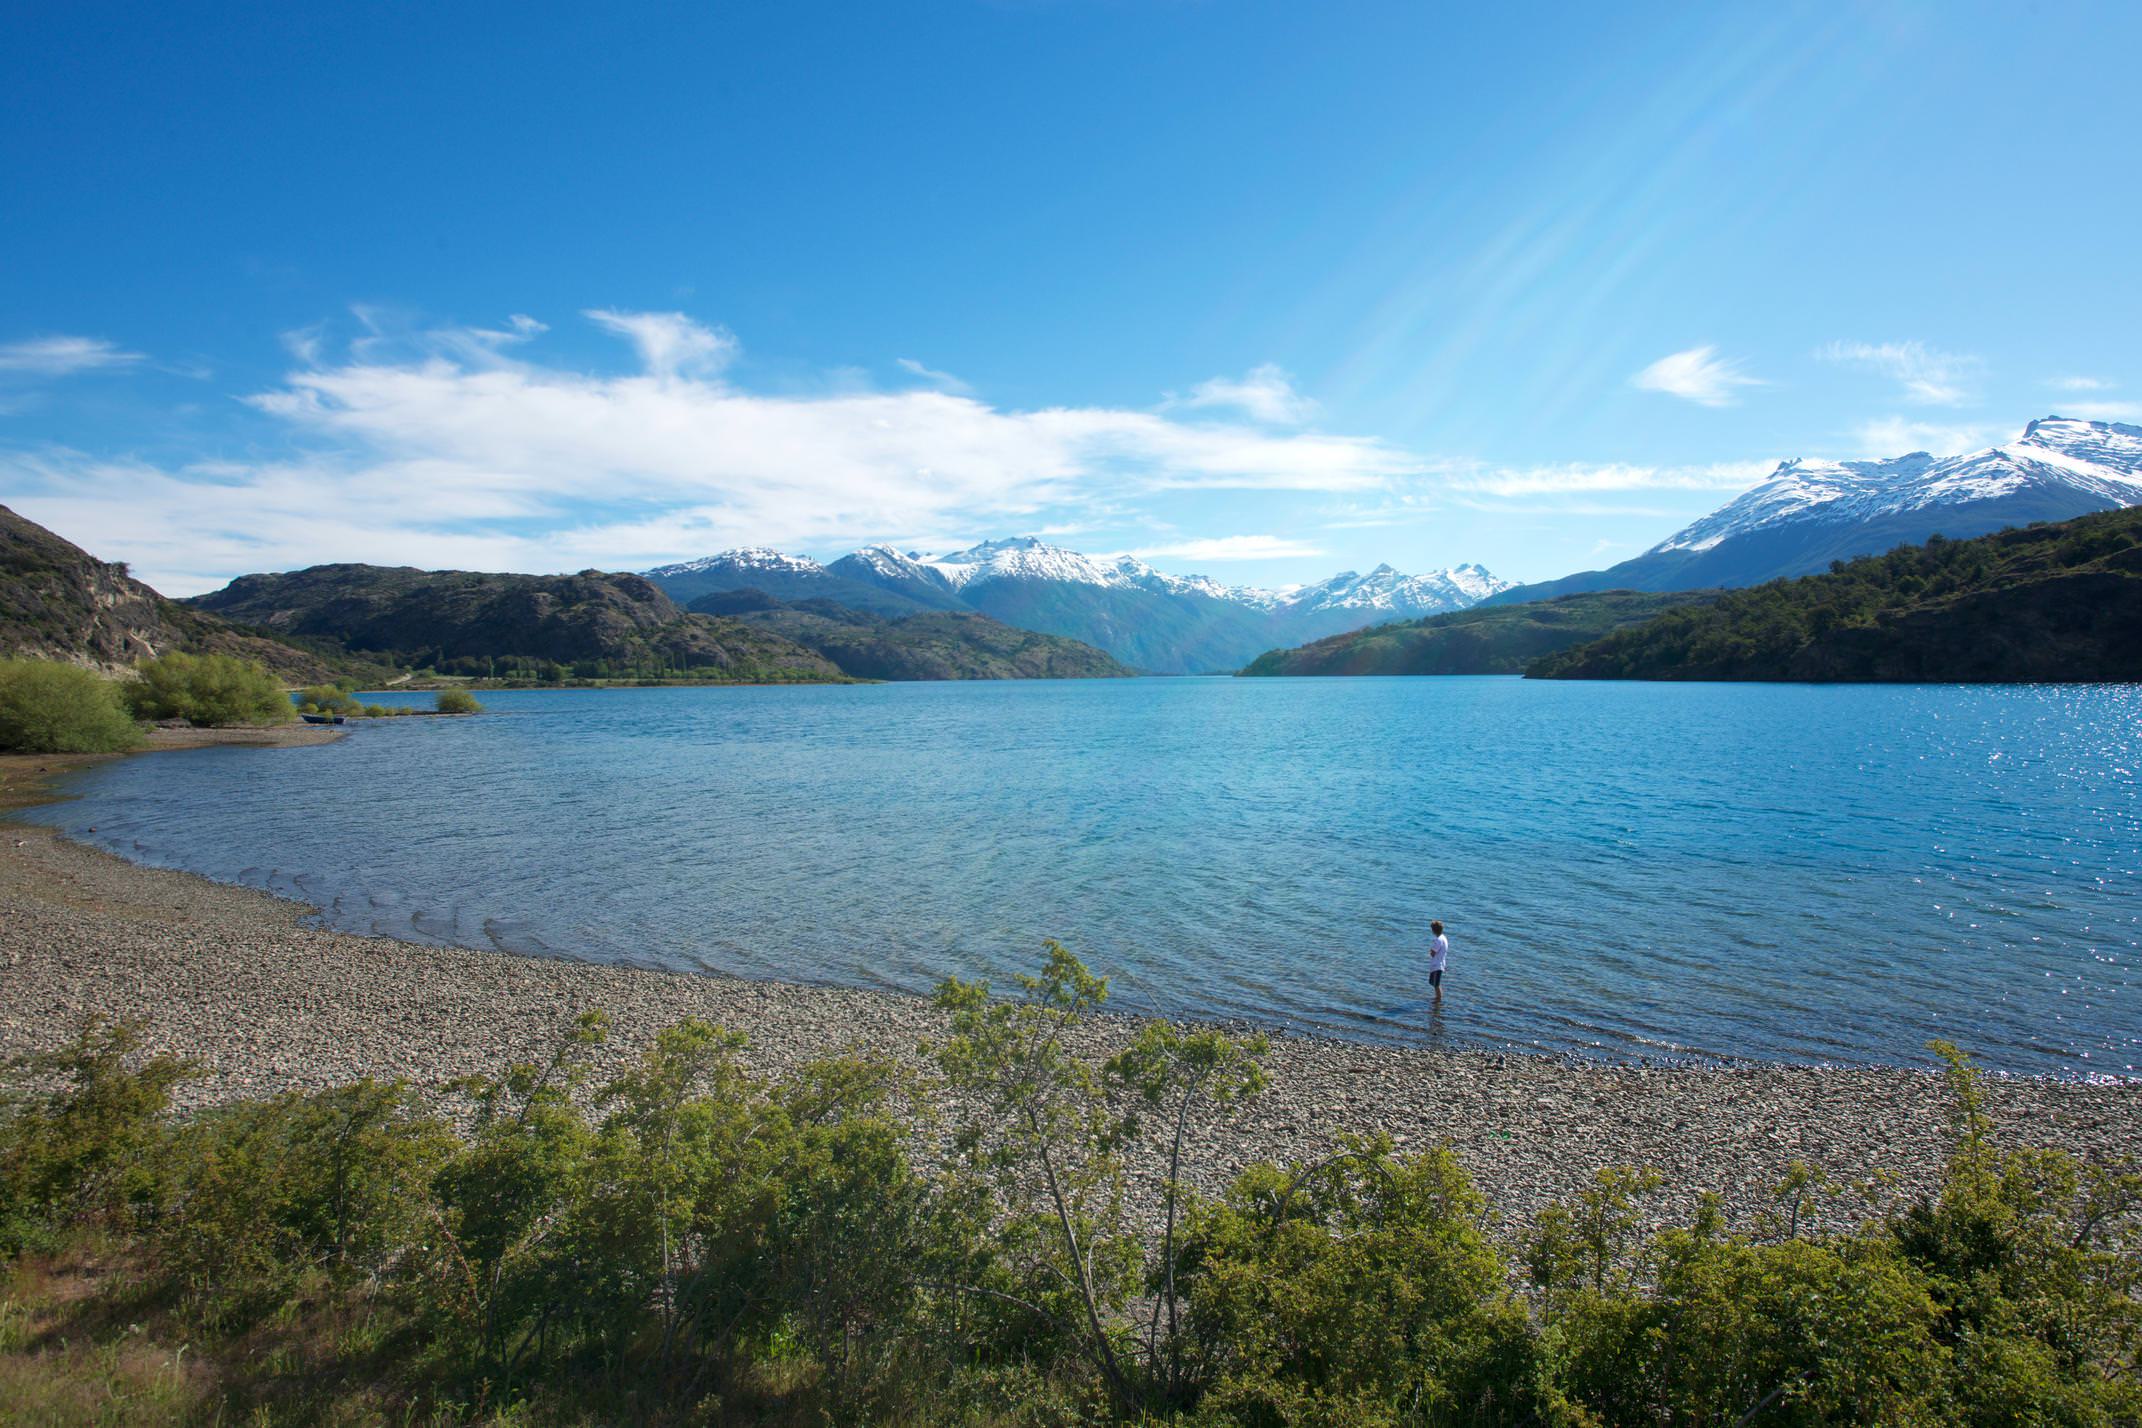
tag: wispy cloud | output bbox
[1440,458,1774,498]
[0,335,146,376]
[1629,345,1764,407]
[3,311,1421,595]
[1853,416,1997,456]
[583,309,737,379]
[1168,363,1319,424]
[2047,375,2113,392]
[1128,534,1328,562]
[1819,340,1978,406]
[2062,401,2142,424]
[895,357,974,396]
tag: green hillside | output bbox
[1529,508,2142,682]
[690,593,1136,679]
[189,564,846,683]
[1238,590,1710,676]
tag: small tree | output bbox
[0,658,142,753]
[436,688,483,715]
[1107,1019,1266,1400]
[931,943,1268,1417]
[124,652,292,727]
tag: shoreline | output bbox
[4,727,2139,1241]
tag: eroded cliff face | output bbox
[1,504,349,681]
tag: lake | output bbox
[27,678,2140,1074]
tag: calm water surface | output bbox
[29,678,2141,1074]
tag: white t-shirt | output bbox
[1428,933,1449,972]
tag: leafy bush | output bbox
[124,652,293,727]
[434,688,482,714]
[0,658,142,753]
[1179,1139,1565,1424]
[0,1018,192,1255]
[3,963,2137,1426]
[295,683,361,716]
[159,1080,452,1328]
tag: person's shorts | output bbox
[1429,968,1442,988]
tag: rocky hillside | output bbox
[0,504,372,682]
[189,564,845,682]
[1239,590,1712,676]
[1529,508,2142,683]
[687,591,1135,680]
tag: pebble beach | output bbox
[3,730,2137,1243]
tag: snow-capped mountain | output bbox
[1282,562,1510,615]
[648,548,827,579]
[647,534,1506,673]
[645,547,954,615]
[1491,416,2142,605]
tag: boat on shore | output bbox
[298,713,346,726]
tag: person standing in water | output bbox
[1427,920,1450,1007]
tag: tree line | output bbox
[1530,509,2142,682]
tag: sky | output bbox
[4,0,2140,597]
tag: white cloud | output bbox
[1819,340,1978,406]
[1170,363,1320,424]
[0,335,145,376]
[2047,375,2113,392]
[1128,535,1329,562]
[1629,345,1763,407]
[895,357,973,396]
[1853,416,1998,456]
[1441,458,1774,498]
[583,309,738,379]
[2,311,1422,595]
[2062,400,2142,423]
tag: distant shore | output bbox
[3,725,2138,1242]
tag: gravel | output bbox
[3,735,2136,1244]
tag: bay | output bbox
[28,677,2140,1074]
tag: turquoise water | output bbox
[28,678,2141,1073]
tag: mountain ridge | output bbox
[1,504,382,684]
[1527,506,2142,683]
[1238,590,1715,677]
[1490,416,2142,605]
[648,537,1511,673]
[188,564,847,682]
[686,590,1135,680]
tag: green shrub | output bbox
[1180,1140,1563,1423]
[296,683,361,716]
[0,658,142,753]
[0,1018,193,1255]
[434,688,482,715]
[159,1080,452,1327]
[6,974,2139,1426]
[124,652,293,727]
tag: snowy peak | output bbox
[903,535,1509,617]
[1652,417,2142,556]
[646,547,827,578]
[646,534,1507,670]
[2020,415,2142,468]
[1278,561,1514,615]
[839,543,950,585]
[926,536,1140,592]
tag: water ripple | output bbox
[25,678,2142,1074]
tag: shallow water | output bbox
[29,678,2141,1074]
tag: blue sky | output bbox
[4,0,2139,595]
